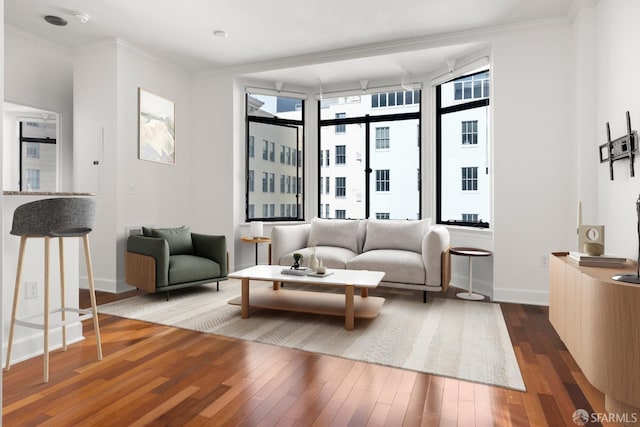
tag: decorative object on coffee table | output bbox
[613,193,640,284]
[450,247,492,300]
[578,225,605,255]
[292,252,303,269]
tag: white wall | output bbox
[5,28,73,191]
[491,22,576,305]
[74,40,194,292]
[191,73,238,269]
[595,0,640,260]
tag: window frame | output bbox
[436,69,490,228]
[245,93,305,222]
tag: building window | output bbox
[375,127,390,149]
[325,176,330,194]
[335,177,346,197]
[325,149,330,166]
[336,145,346,164]
[376,213,390,220]
[335,113,346,133]
[26,144,40,159]
[325,204,330,218]
[246,92,305,221]
[248,136,255,158]
[248,170,254,192]
[462,121,478,145]
[335,209,346,219]
[454,71,490,101]
[437,69,490,228]
[25,169,40,190]
[462,213,479,222]
[461,167,478,191]
[248,204,254,219]
[376,170,390,192]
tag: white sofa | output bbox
[271,218,451,302]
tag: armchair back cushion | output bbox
[363,219,430,253]
[150,226,193,255]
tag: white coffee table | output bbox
[228,265,385,330]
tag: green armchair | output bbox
[125,226,228,299]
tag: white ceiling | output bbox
[5,0,575,87]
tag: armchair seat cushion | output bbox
[347,249,425,284]
[167,254,221,286]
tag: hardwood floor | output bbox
[3,286,621,426]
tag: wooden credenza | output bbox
[549,253,640,426]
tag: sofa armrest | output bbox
[127,235,169,287]
[271,224,311,265]
[422,226,451,288]
[192,233,228,277]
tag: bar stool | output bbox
[5,197,103,383]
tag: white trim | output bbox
[492,287,549,306]
[430,56,490,86]
[245,86,308,100]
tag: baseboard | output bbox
[1,322,84,366]
[450,273,493,299]
[79,275,118,293]
[492,287,549,306]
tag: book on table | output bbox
[568,252,627,267]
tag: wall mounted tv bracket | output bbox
[599,111,638,180]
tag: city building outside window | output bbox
[336,113,346,133]
[437,68,490,228]
[461,167,478,191]
[462,121,478,145]
[462,213,479,222]
[319,88,421,219]
[375,127,390,149]
[336,145,346,164]
[246,92,304,221]
[376,169,390,192]
[336,177,346,197]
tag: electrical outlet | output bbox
[25,281,38,299]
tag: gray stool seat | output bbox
[5,197,103,383]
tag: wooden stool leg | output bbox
[5,236,27,372]
[43,236,51,383]
[83,235,102,360]
[59,238,67,351]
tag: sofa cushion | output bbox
[167,254,220,285]
[308,218,359,253]
[151,226,193,255]
[347,249,425,284]
[362,219,430,254]
[279,246,357,269]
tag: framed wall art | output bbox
[138,88,175,165]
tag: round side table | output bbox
[240,236,272,265]
[450,247,492,300]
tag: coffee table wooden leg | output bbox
[360,288,368,297]
[241,278,250,319]
[345,285,355,331]
[273,281,280,290]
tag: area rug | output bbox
[98,280,525,391]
